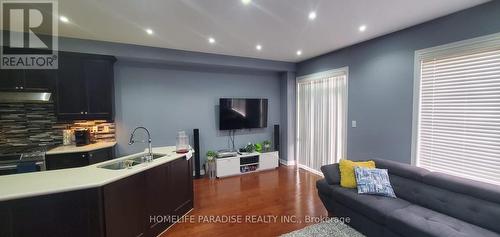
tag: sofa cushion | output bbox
[372,159,429,181]
[414,175,500,234]
[389,174,428,204]
[424,172,500,205]
[330,185,410,225]
[316,179,334,197]
[320,164,341,185]
[387,205,500,237]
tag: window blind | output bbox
[416,48,500,185]
[297,69,347,174]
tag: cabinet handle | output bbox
[82,155,86,158]
[20,86,23,89]
[84,112,88,114]
[80,112,84,114]
[15,87,19,89]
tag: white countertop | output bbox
[46,141,117,155]
[0,146,189,202]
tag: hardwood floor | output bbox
[163,166,327,237]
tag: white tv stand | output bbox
[215,151,279,178]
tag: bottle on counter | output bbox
[62,129,73,145]
[176,131,190,153]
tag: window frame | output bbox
[411,32,500,167]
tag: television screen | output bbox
[219,98,268,130]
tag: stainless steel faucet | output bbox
[129,127,153,162]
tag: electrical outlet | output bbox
[352,120,357,128]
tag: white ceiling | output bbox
[52,0,490,62]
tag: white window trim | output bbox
[297,67,349,82]
[296,66,349,164]
[411,32,500,166]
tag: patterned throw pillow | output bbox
[354,167,396,198]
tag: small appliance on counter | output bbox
[176,131,190,153]
[74,129,91,146]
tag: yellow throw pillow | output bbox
[339,159,376,188]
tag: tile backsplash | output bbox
[0,103,115,149]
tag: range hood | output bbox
[0,92,52,103]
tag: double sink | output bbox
[98,153,165,170]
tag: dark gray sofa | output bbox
[317,159,500,237]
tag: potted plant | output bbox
[205,150,217,179]
[245,143,255,153]
[262,140,271,152]
[254,143,262,153]
[206,150,217,161]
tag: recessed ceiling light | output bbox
[296,50,302,56]
[308,11,317,20]
[256,44,262,51]
[59,16,69,23]
[359,25,367,32]
[145,28,154,35]
[241,0,251,5]
[208,37,216,44]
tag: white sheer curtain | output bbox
[297,68,347,174]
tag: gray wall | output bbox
[296,1,500,163]
[114,62,282,158]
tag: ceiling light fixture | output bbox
[241,0,251,5]
[256,44,262,51]
[59,16,69,23]
[359,25,367,32]
[308,11,317,20]
[296,50,302,56]
[145,28,154,35]
[208,37,216,44]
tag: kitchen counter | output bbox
[46,141,117,155]
[0,146,191,201]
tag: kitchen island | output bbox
[0,146,193,237]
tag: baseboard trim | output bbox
[297,164,324,177]
[193,169,206,177]
[280,159,296,166]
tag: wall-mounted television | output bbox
[219,98,268,130]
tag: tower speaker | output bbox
[193,129,201,179]
[274,124,280,152]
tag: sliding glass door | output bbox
[296,68,348,173]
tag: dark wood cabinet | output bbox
[56,52,116,121]
[168,157,194,217]
[24,70,57,91]
[56,53,87,117]
[88,147,114,164]
[0,70,25,90]
[105,156,193,237]
[0,202,12,237]
[46,147,114,170]
[83,58,114,119]
[1,188,103,237]
[0,69,55,91]
[104,172,147,237]
[145,163,173,236]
